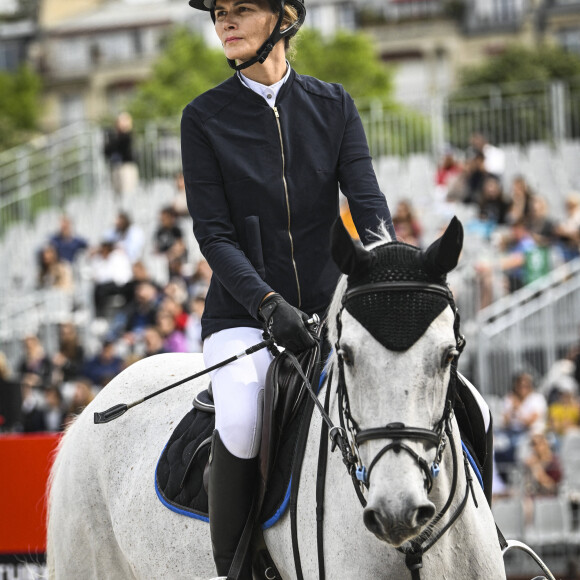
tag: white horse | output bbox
[47,217,507,579]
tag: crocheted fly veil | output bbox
[331,216,464,352]
[344,243,449,351]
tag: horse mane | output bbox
[325,222,393,373]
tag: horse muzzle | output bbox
[363,499,436,547]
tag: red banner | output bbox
[0,433,62,555]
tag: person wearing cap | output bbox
[181,1,395,576]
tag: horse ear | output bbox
[331,217,372,276]
[422,216,464,277]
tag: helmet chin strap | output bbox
[224,0,298,72]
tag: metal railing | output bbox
[474,257,580,397]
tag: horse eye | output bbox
[339,345,355,367]
[442,347,459,367]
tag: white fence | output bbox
[474,258,580,397]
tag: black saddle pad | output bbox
[155,384,313,528]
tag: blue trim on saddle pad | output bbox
[261,476,292,530]
[154,443,210,523]
[461,441,484,490]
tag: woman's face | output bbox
[214,0,277,64]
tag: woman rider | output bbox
[181,0,395,577]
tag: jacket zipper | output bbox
[273,106,301,307]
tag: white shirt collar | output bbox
[238,62,291,108]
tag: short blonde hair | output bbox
[281,4,299,51]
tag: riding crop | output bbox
[94,337,274,424]
[94,315,320,425]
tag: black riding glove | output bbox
[258,293,316,354]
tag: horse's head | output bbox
[328,217,464,547]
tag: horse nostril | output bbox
[415,504,435,527]
[363,508,383,536]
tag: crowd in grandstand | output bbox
[1,132,580,515]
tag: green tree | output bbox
[129,28,231,122]
[458,43,580,87]
[449,44,580,145]
[0,65,41,151]
[289,28,394,104]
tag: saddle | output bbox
[155,340,326,528]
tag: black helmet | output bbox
[188,0,306,71]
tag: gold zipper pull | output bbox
[273,106,279,118]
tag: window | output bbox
[60,93,85,127]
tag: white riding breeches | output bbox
[203,327,274,459]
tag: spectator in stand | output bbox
[468,131,505,180]
[548,375,580,438]
[17,335,52,390]
[172,171,190,220]
[51,322,85,386]
[118,281,160,347]
[81,340,124,388]
[89,236,133,319]
[104,211,145,265]
[475,219,538,307]
[495,371,548,484]
[523,431,562,498]
[502,371,548,435]
[154,206,184,255]
[459,151,488,205]
[49,215,88,263]
[41,386,67,432]
[154,206,188,279]
[436,148,463,189]
[0,352,20,432]
[392,199,422,247]
[120,260,157,306]
[66,377,96,420]
[188,258,212,299]
[553,192,580,262]
[160,282,189,333]
[528,195,557,247]
[143,326,167,357]
[506,175,535,226]
[157,310,188,353]
[185,292,206,353]
[103,111,139,199]
[37,243,74,291]
[478,175,511,227]
[20,372,46,432]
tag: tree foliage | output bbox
[0,65,41,151]
[458,43,580,87]
[129,26,396,122]
[289,29,394,104]
[129,28,231,122]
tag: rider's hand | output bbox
[258,293,316,354]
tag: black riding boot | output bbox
[208,430,258,580]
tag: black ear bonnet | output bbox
[344,242,452,351]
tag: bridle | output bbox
[331,278,475,579]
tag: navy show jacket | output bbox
[181,69,394,340]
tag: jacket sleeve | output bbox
[337,91,396,244]
[181,105,273,318]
